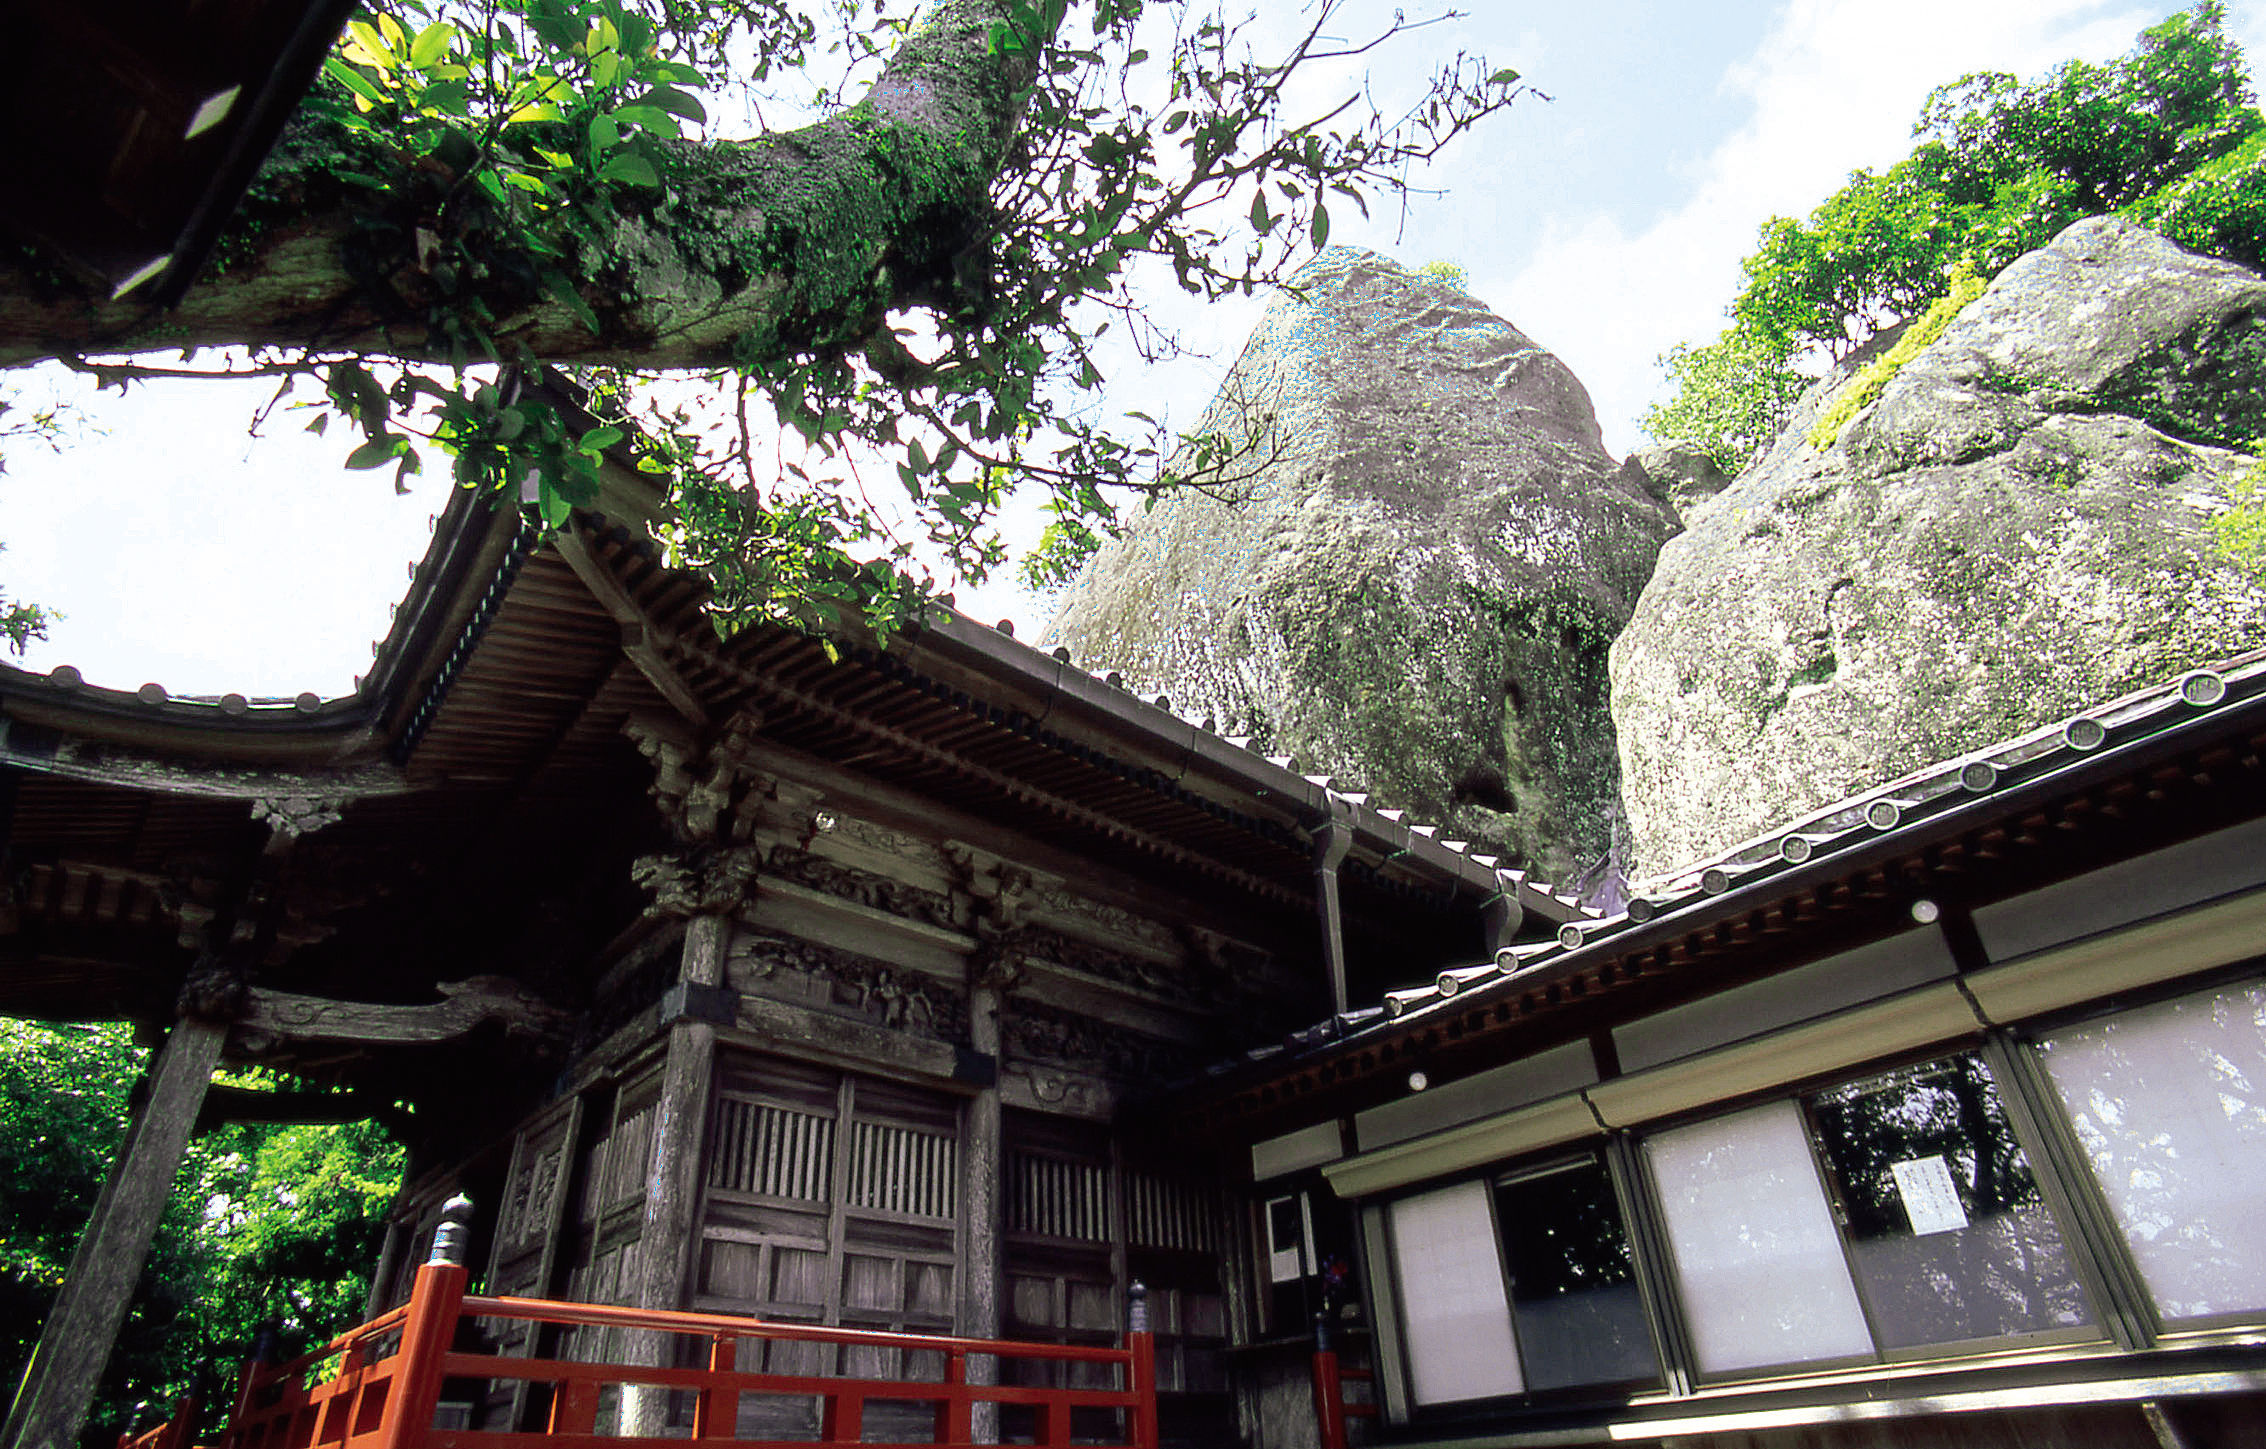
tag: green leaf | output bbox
[541,267,603,335]
[634,86,708,124]
[1249,187,1274,235]
[409,21,455,69]
[580,425,625,452]
[344,436,401,470]
[536,476,572,529]
[419,78,471,115]
[1311,201,1330,249]
[609,104,679,138]
[597,153,660,188]
[1489,68,1521,86]
[323,56,388,105]
[346,20,399,70]
[587,113,622,153]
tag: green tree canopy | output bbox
[1645,2,2264,476]
[0,1022,402,1442]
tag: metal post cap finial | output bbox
[1127,1279,1150,1334]
[429,1194,476,1266]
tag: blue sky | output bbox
[3,0,2260,696]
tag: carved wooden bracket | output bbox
[945,843,1060,989]
[631,844,766,918]
[250,794,343,841]
[625,712,782,847]
[229,976,574,1054]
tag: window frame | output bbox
[2008,968,2266,1342]
[1375,1148,1672,1419]
[1792,1051,2108,1365]
[1360,966,2266,1429]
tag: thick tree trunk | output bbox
[0,0,1041,370]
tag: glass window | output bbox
[2035,981,2266,1323]
[1387,1182,1523,1404]
[1493,1157,1660,1392]
[1807,1057,2094,1349]
[1645,1100,1874,1374]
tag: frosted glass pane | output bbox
[1646,1101,1873,1373]
[1388,1182,1523,1404]
[2036,983,2266,1320]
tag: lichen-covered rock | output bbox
[1612,217,2266,882]
[1043,248,1677,894]
[1619,442,1728,521]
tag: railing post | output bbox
[1125,1281,1157,1449]
[693,1334,737,1439]
[218,1322,280,1449]
[375,1197,472,1449]
[937,1349,971,1447]
[1311,1313,1347,1449]
[156,1396,199,1449]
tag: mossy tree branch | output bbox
[0,0,1037,372]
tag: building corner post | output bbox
[1311,804,1356,1017]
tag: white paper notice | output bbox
[1889,1155,1970,1236]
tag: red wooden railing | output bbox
[117,1394,201,1449]
[143,1260,1156,1449]
[1309,1349,1374,1449]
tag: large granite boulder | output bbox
[1044,248,1677,894]
[1613,216,2266,882]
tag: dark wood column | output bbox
[620,912,730,1436]
[3,1018,226,1449]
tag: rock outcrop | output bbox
[1044,248,1677,894]
[1612,216,2266,882]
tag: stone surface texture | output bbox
[1612,216,2266,883]
[1044,248,1677,895]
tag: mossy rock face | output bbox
[1043,248,1677,896]
[1612,217,2266,883]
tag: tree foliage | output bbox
[0,1022,403,1442]
[1646,2,2264,475]
[5,0,1528,638]
[0,384,83,653]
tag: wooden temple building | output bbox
[0,438,1574,1449]
[11,413,2266,1449]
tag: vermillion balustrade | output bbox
[133,1200,1157,1449]
[1309,1325,1375,1449]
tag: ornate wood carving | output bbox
[946,843,1048,990]
[763,849,959,931]
[228,976,574,1054]
[1001,999,1199,1082]
[249,793,343,840]
[727,930,968,1041]
[631,844,765,918]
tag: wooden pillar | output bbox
[962,980,1005,1444]
[4,1019,225,1449]
[622,913,730,1435]
[1311,815,1354,1017]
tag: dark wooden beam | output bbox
[551,532,712,729]
[232,978,572,1050]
